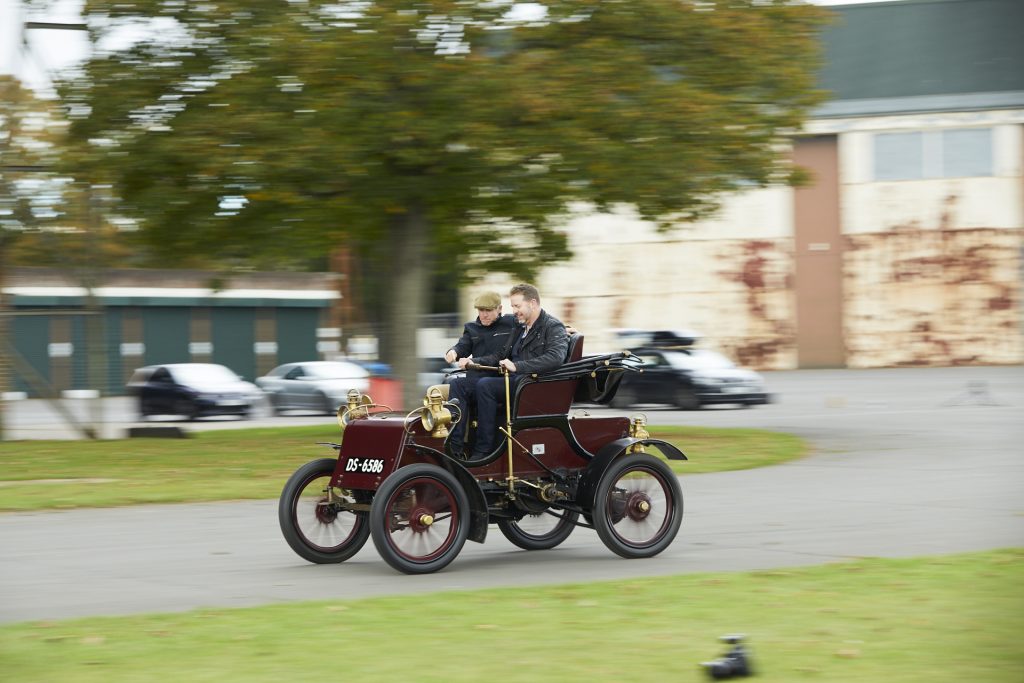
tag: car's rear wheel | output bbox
[370,464,469,574]
[675,387,701,410]
[317,392,335,416]
[498,508,579,550]
[279,458,370,564]
[610,384,636,409]
[593,454,683,559]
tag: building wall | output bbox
[473,191,798,369]
[825,113,1024,367]
[468,113,1024,370]
[5,269,341,396]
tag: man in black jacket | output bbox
[444,291,514,456]
[444,291,515,374]
[450,283,568,458]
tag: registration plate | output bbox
[343,457,386,474]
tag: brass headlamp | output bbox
[628,414,650,453]
[420,386,452,438]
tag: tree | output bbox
[1,76,69,438]
[52,0,827,408]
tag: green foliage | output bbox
[54,0,827,274]
[0,77,63,253]
[2,549,1022,681]
[40,0,827,404]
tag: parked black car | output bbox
[611,347,770,410]
[127,363,262,420]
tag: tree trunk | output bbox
[385,206,431,411]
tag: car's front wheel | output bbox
[279,458,370,564]
[370,464,469,574]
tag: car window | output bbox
[637,354,665,367]
[304,362,368,379]
[266,365,290,378]
[663,350,736,371]
[150,368,171,382]
[168,364,241,387]
[285,367,305,380]
[127,367,154,385]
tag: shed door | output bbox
[793,135,845,368]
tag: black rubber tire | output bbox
[279,458,370,564]
[675,386,701,411]
[318,392,335,416]
[610,383,636,410]
[593,454,683,559]
[370,464,470,574]
[497,509,579,550]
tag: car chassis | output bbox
[278,336,687,574]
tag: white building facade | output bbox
[471,0,1024,369]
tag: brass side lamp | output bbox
[628,414,650,453]
[420,386,452,438]
[338,388,372,428]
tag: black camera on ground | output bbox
[702,634,753,680]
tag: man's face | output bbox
[477,307,500,326]
[510,294,539,325]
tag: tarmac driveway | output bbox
[1,365,1021,624]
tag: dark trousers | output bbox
[448,374,520,456]
[446,376,477,450]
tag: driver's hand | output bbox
[444,349,457,364]
[457,358,471,369]
[499,359,517,373]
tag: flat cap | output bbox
[473,291,501,309]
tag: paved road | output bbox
[1,366,1022,624]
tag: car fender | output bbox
[405,445,489,545]
[440,457,489,545]
[576,437,686,514]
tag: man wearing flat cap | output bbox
[445,291,516,371]
[443,291,516,456]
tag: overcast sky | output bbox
[1,0,892,94]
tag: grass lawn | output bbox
[1,548,1020,682]
[0,424,806,512]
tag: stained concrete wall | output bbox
[471,191,798,370]
[466,114,1023,370]
[833,117,1023,367]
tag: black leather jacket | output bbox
[448,314,516,361]
[475,309,568,376]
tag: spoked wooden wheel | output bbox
[370,464,469,574]
[498,508,579,550]
[593,454,683,559]
[279,458,370,564]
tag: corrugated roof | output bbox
[817,0,1024,116]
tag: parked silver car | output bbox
[256,361,371,415]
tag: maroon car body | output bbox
[278,335,687,574]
